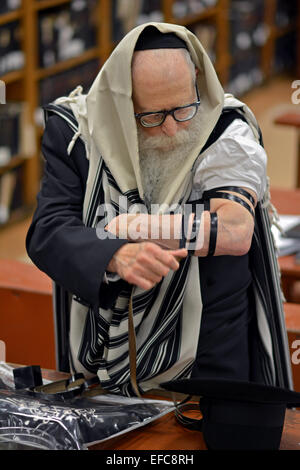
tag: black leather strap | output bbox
[205,186,255,207]
[174,396,203,431]
[31,374,86,401]
[204,199,210,211]
[203,190,254,217]
[179,213,187,249]
[200,108,248,154]
[208,212,218,256]
[13,365,102,402]
[187,216,202,255]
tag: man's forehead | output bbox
[132,48,188,70]
[132,51,192,92]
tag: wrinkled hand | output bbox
[107,242,188,290]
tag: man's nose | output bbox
[161,114,178,136]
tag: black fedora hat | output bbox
[160,377,300,450]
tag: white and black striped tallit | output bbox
[72,161,202,395]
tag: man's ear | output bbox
[195,67,199,77]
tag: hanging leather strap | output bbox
[128,290,142,397]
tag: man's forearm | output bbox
[131,212,208,254]
[124,208,254,256]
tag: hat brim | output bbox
[160,377,300,406]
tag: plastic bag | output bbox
[0,427,59,450]
[0,364,174,450]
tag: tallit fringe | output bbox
[54,86,90,157]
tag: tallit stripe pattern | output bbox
[54,121,195,395]
[250,200,293,388]
[82,174,193,394]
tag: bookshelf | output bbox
[0,0,299,228]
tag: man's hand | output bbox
[106,242,188,290]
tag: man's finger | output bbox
[126,271,155,290]
[169,248,188,257]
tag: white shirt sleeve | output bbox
[192,119,267,201]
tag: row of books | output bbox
[227,0,298,96]
[112,0,218,42]
[38,0,98,68]
[172,0,218,18]
[0,0,297,79]
[229,0,267,56]
[0,101,34,225]
[0,0,98,75]
[37,14,296,104]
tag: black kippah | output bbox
[134,25,188,51]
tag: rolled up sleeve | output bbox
[193,119,267,201]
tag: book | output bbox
[38,1,98,68]
[0,21,24,76]
[0,0,21,15]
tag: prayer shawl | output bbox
[47,22,293,395]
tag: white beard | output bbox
[138,112,202,210]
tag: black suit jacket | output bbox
[26,115,128,309]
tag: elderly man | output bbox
[26,23,286,396]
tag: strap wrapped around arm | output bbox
[204,186,255,206]
[179,212,187,249]
[187,216,202,255]
[180,203,204,254]
[202,189,254,217]
[207,212,218,256]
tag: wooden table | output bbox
[88,407,300,451]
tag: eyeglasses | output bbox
[135,85,200,128]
